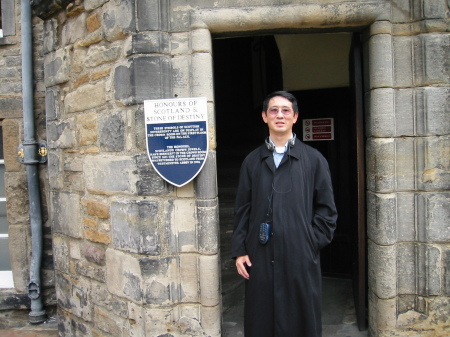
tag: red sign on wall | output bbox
[302,118,334,141]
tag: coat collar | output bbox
[260,137,303,172]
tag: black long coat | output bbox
[231,138,338,337]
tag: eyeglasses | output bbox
[268,107,294,116]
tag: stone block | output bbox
[50,191,82,238]
[8,225,30,292]
[396,193,416,242]
[63,154,83,172]
[70,240,81,260]
[44,47,71,87]
[75,261,106,282]
[179,254,199,303]
[420,136,450,191]
[134,153,173,195]
[395,137,416,190]
[367,192,397,245]
[393,36,413,87]
[199,254,220,307]
[82,243,106,266]
[415,34,450,86]
[201,305,221,337]
[2,119,21,172]
[191,52,214,98]
[103,0,136,42]
[99,113,125,152]
[65,81,106,113]
[139,257,179,305]
[85,45,121,68]
[169,1,191,32]
[86,199,110,219]
[47,119,77,149]
[84,228,111,244]
[171,33,190,56]
[86,13,101,33]
[90,282,128,318]
[368,241,397,299]
[167,199,197,253]
[423,0,450,21]
[114,56,172,105]
[110,199,160,255]
[45,87,60,121]
[366,138,396,193]
[53,235,70,274]
[134,107,146,151]
[0,96,23,119]
[136,0,168,31]
[417,87,450,136]
[144,307,174,336]
[423,193,450,243]
[93,306,129,336]
[197,201,219,254]
[366,88,395,137]
[369,34,393,89]
[171,55,191,98]
[194,151,217,199]
[5,172,29,225]
[106,248,143,303]
[368,292,396,334]
[128,302,145,336]
[84,155,137,195]
[191,29,212,53]
[397,243,416,294]
[62,12,86,46]
[85,0,109,11]
[445,248,450,295]
[76,112,98,146]
[55,272,92,321]
[126,32,170,56]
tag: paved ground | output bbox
[222,277,369,337]
[1,278,368,336]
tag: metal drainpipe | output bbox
[19,0,47,324]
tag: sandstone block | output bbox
[84,228,111,244]
[199,254,220,307]
[0,96,23,119]
[369,34,393,89]
[84,155,137,195]
[126,31,170,56]
[75,261,106,282]
[106,248,143,303]
[45,87,60,121]
[55,272,92,321]
[99,113,125,152]
[191,52,214,99]
[5,172,29,225]
[366,88,395,137]
[8,225,30,292]
[53,235,70,274]
[82,243,106,266]
[368,241,397,299]
[110,199,159,255]
[47,119,77,149]
[134,153,172,195]
[85,45,121,68]
[44,47,71,87]
[62,12,86,46]
[171,55,191,98]
[65,81,105,113]
[2,119,21,172]
[366,138,396,193]
[86,199,110,219]
[167,199,197,253]
[367,192,397,245]
[103,0,135,42]
[84,0,108,11]
[197,201,219,254]
[179,254,199,303]
[195,151,217,199]
[136,0,168,31]
[86,13,101,33]
[50,191,82,238]
[114,56,171,105]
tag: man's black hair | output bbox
[262,91,299,114]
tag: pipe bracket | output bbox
[18,142,48,164]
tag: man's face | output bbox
[262,96,298,137]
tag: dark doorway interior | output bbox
[214,35,366,328]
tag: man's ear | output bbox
[293,112,299,124]
[261,111,268,124]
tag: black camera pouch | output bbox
[259,222,271,245]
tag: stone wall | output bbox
[40,0,219,336]
[0,0,55,318]
[0,0,447,336]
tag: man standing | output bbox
[232,91,338,336]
